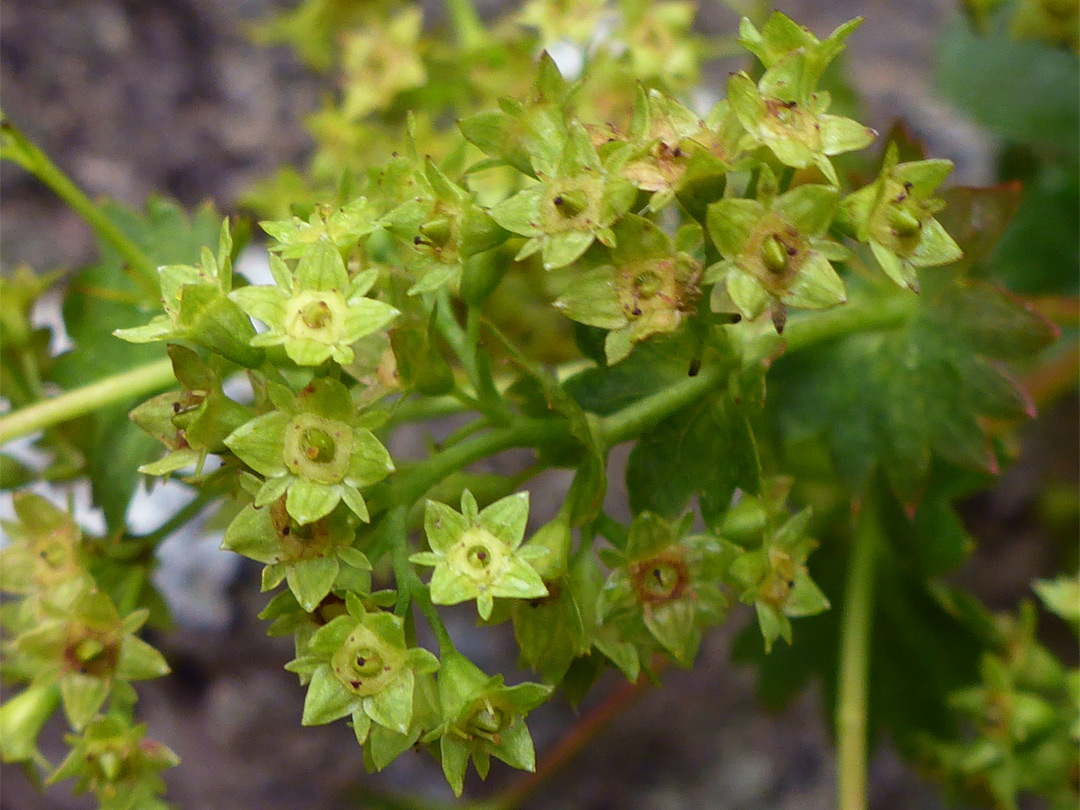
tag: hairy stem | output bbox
[1,118,158,294]
[0,358,175,446]
[835,487,881,810]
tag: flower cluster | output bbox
[82,6,985,801]
[0,495,175,803]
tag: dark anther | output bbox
[787,246,797,256]
[282,526,291,536]
[172,402,182,413]
[553,196,564,206]
[414,235,422,244]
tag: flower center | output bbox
[353,648,385,677]
[470,707,504,734]
[760,234,791,275]
[552,189,588,219]
[271,498,334,560]
[300,299,333,330]
[887,204,923,238]
[302,427,336,463]
[65,631,119,678]
[630,550,689,605]
[634,269,663,298]
[465,701,509,740]
[333,626,404,696]
[284,414,353,484]
[759,548,797,608]
[466,545,491,569]
[450,527,508,585]
[285,290,347,345]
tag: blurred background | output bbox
[1,1,1076,808]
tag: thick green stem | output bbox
[0,358,175,446]
[784,294,915,354]
[1,118,158,293]
[368,417,572,513]
[600,363,727,449]
[835,487,882,810]
[373,293,911,514]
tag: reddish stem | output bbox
[492,665,662,810]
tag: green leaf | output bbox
[115,636,171,681]
[440,735,469,797]
[47,199,226,531]
[478,492,530,550]
[224,412,290,478]
[772,277,1055,506]
[365,669,414,734]
[0,685,60,764]
[1033,575,1080,629]
[936,16,1080,150]
[626,390,761,524]
[564,330,697,415]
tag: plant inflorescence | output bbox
[1,2,1077,809]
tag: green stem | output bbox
[432,290,509,422]
[784,294,915,354]
[1,118,158,294]
[368,417,572,513]
[442,0,485,49]
[0,358,176,446]
[385,505,456,652]
[835,487,881,810]
[387,393,467,426]
[599,362,727,449]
